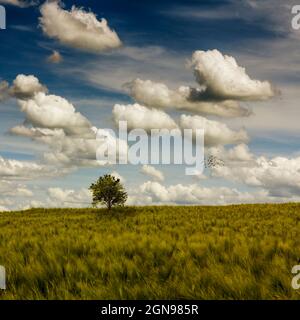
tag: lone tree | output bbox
[89,174,127,210]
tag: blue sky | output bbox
[0,0,300,209]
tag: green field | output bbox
[0,204,300,300]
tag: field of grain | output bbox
[0,204,300,300]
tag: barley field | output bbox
[0,204,300,300]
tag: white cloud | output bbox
[126,194,153,206]
[139,181,273,205]
[204,144,254,171]
[39,2,121,53]
[0,156,68,180]
[113,103,178,131]
[0,0,37,7]
[179,114,249,147]
[8,74,128,168]
[9,126,65,138]
[0,206,9,212]
[140,165,164,182]
[212,154,300,197]
[10,74,48,99]
[17,92,92,135]
[125,50,276,118]
[226,143,254,162]
[47,50,63,64]
[41,134,103,167]
[126,78,250,118]
[47,187,91,208]
[13,187,92,210]
[0,180,33,197]
[0,74,47,101]
[190,49,276,101]
[41,128,128,168]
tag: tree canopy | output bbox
[89,174,127,210]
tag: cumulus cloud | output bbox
[9,127,100,167]
[40,128,128,168]
[47,187,91,207]
[10,74,48,99]
[42,134,103,167]
[0,156,68,180]
[205,144,254,170]
[0,180,33,197]
[47,50,63,64]
[0,0,37,7]
[226,144,254,162]
[212,154,300,197]
[190,49,276,101]
[125,50,276,118]
[17,187,92,210]
[39,2,122,53]
[139,181,272,205]
[140,165,164,182]
[7,74,128,168]
[126,79,250,118]
[17,92,92,136]
[0,74,47,101]
[113,103,178,132]
[6,75,102,170]
[180,114,249,147]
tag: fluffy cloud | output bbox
[0,156,68,180]
[0,206,9,212]
[47,50,63,64]
[125,50,276,118]
[226,144,254,162]
[139,181,272,205]
[0,74,47,101]
[39,2,121,53]
[113,103,178,131]
[17,92,92,136]
[0,180,33,197]
[140,165,164,182]
[38,128,128,168]
[8,74,128,168]
[42,134,102,167]
[10,74,48,99]
[179,114,249,147]
[0,0,37,7]
[126,79,249,118]
[212,154,300,197]
[18,187,92,210]
[9,126,97,167]
[190,49,276,101]
[47,187,91,207]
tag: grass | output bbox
[0,203,300,300]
